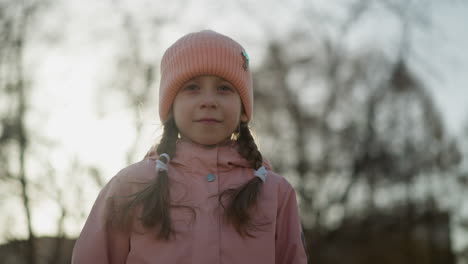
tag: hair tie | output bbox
[159,153,170,162]
[155,153,171,172]
[254,166,267,182]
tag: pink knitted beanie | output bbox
[158,30,253,122]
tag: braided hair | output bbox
[110,118,194,240]
[217,122,267,237]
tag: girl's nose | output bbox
[200,93,218,108]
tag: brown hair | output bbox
[215,122,266,237]
[109,119,266,240]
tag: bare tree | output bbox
[0,1,84,263]
[247,0,461,263]
[0,1,50,263]
[91,0,190,172]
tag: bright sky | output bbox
[412,1,468,135]
[3,0,467,250]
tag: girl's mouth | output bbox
[196,118,221,123]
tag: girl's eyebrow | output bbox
[184,79,199,85]
[218,79,233,85]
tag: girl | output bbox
[72,30,308,264]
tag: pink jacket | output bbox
[72,139,308,264]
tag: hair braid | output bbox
[218,122,267,237]
[110,118,181,240]
[237,122,263,169]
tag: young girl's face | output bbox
[172,75,248,146]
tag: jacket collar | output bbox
[171,138,251,172]
[143,138,271,172]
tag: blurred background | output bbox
[1,0,468,263]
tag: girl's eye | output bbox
[218,85,233,92]
[184,84,199,91]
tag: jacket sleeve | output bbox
[72,174,130,264]
[275,180,308,264]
